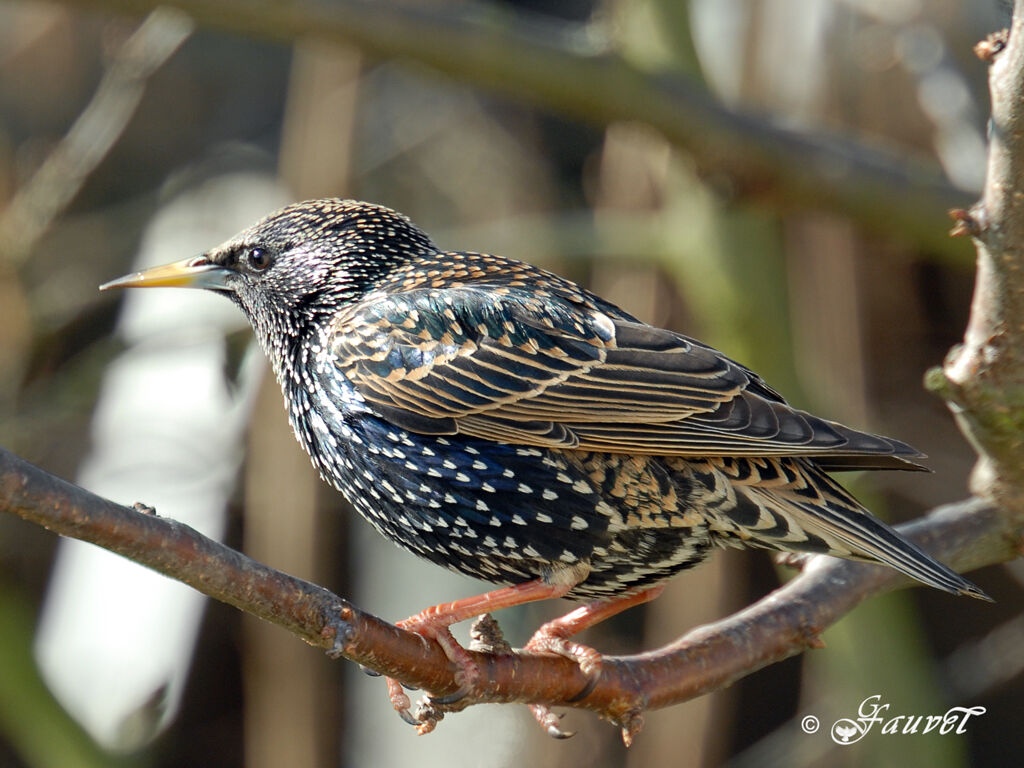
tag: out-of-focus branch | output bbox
[0,7,193,267]
[928,3,1024,529]
[2,447,1015,741]
[49,0,972,260]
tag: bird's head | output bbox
[102,198,439,361]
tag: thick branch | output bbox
[931,2,1024,517]
[2,446,1017,730]
[49,0,971,260]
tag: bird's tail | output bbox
[708,457,990,600]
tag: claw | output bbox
[620,708,645,747]
[529,704,575,739]
[566,673,599,703]
[359,664,381,677]
[430,686,471,706]
[397,707,420,727]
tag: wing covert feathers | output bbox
[331,254,925,467]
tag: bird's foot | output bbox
[523,585,665,682]
[517,586,667,738]
[525,623,605,680]
[384,678,421,726]
[467,614,577,738]
[384,614,481,727]
[376,578,585,730]
[519,620,604,739]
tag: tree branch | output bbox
[7,0,1024,743]
[48,0,972,261]
[0,7,193,268]
[2,446,1017,738]
[928,1,1024,524]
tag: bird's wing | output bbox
[330,284,922,466]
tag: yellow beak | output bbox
[100,256,232,292]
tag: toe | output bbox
[529,704,575,739]
[385,676,417,724]
[525,633,604,681]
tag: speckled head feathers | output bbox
[202,199,441,366]
[209,198,439,304]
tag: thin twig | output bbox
[0,8,193,267]
[49,0,972,260]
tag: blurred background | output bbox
[0,0,1021,766]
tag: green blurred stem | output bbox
[50,0,971,261]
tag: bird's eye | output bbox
[246,247,271,271]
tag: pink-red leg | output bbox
[523,584,666,735]
[385,578,577,721]
[526,584,667,678]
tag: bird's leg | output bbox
[386,578,576,722]
[525,584,666,678]
[523,584,665,737]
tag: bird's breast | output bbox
[283,353,625,584]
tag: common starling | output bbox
[102,199,987,722]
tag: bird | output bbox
[101,198,988,725]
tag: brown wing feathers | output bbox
[333,278,923,468]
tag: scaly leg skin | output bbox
[524,584,666,734]
[525,584,666,672]
[384,578,577,725]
